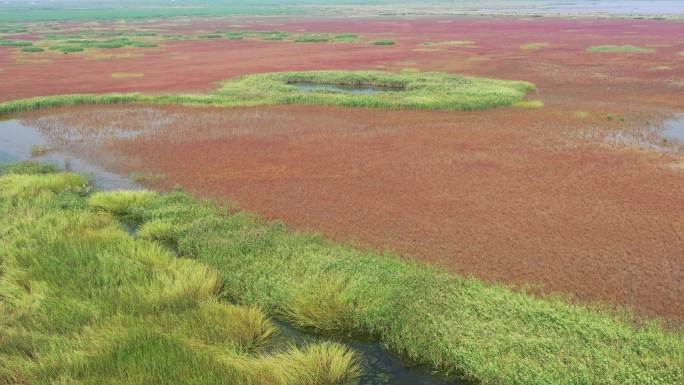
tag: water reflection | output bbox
[0,119,139,190]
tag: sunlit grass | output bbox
[217,70,536,111]
[75,168,682,385]
[0,164,361,385]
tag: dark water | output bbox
[0,119,139,190]
[292,82,404,95]
[271,321,465,385]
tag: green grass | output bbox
[587,44,655,53]
[334,33,359,43]
[0,40,32,47]
[295,34,330,43]
[0,71,536,114]
[20,46,44,53]
[0,165,361,385]
[49,45,85,53]
[371,39,395,45]
[0,160,57,175]
[4,167,672,385]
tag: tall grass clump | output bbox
[88,190,157,217]
[0,165,361,385]
[120,184,684,385]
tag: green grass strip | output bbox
[20,169,675,385]
[587,44,655,53]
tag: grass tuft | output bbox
[88,190,157,217]
[372,39,395,45]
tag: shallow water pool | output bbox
[0,119,139,190]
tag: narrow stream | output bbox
[0,116,464,385]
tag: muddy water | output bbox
[0,116,464,385]
[0,119,138,190]
[292,82,404,95]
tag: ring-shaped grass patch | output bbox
[217,71,535,111]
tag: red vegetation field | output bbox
[6,16,684,323]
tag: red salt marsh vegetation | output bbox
[4,15,684,323]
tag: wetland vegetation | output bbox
[1,3,684,385]
[1,163,681,385]
[0,71,536,115]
